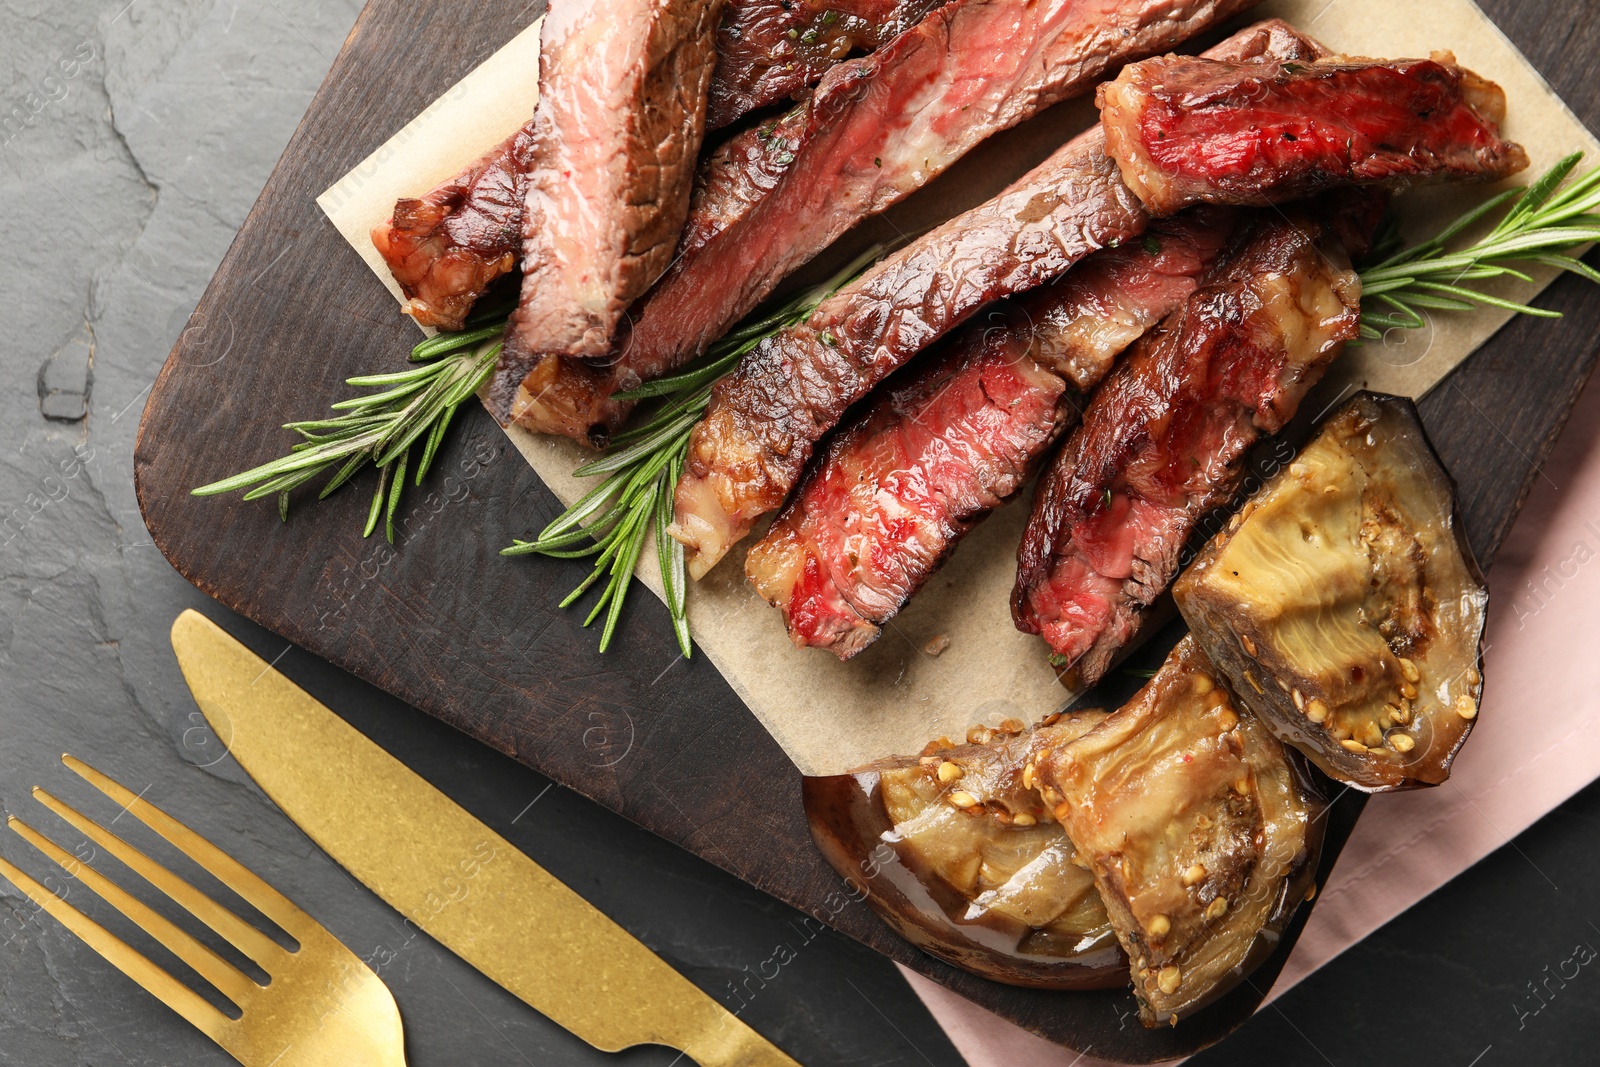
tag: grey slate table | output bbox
[0,2,1597,1065]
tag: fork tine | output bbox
[8,814,259,1006]
[62,756,312,940]
[33,786,287,972]
[0,853,234,1041]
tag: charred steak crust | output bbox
[708,0,945,129]
[1100,52,1529,216]
[747,208,1240,659]
[673,18,1322,578]
[370,121,536,332]
[511,0,1269,447]
[1011,210,1363,686]
[495,0,726,405]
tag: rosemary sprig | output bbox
[190,299,512,542]
[1358,152,1600,338]
[503,246,884,656]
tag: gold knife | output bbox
[170,609,801,1067]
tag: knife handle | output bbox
[680,1014,804,1067]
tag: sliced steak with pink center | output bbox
[747,208,1238,658]
[503,0,1268,445]
[672,19,1324,578]
[497,0,726,392]
[1099,52,1527,216]
[1011,212,1363,686]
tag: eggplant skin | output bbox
[1174,392,1488,792]
[1032,636,1325,1026]
[802,718,1128,990]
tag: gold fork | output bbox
[0,755,405,1066]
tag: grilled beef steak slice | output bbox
[497,0,725,400]
[1012,211,1362,686]
[709,0,945,128]
[504,0,1267,444]
[1100,52,1528,216]
[370,122,535,332]
[503,87,827,441]
[1032,635,1324,1026]
[673,19,1322,577]
[747,208,1239,658]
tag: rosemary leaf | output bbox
[385,447,410,542]
[559,558,610,608]
[363,462,390,539]
[1393,291,1479,313]
[320,451,371,499]
[346,363,448,388]
[660,451,691,658]
[1523,252,1600,286]
[409,322,503,362]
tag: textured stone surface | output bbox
[0,2,1597,1066]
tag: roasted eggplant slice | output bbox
[803,715,1127,989]
[1173,392,1488,791]
[1032,637,1324,1026]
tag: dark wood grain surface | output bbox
[133,1,1599,1060]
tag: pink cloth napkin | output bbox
[903,374,1600,1065]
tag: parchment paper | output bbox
[319,1,1598,777]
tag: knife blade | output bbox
[170,609,800,1067]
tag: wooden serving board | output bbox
[134,1,1600,1060]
